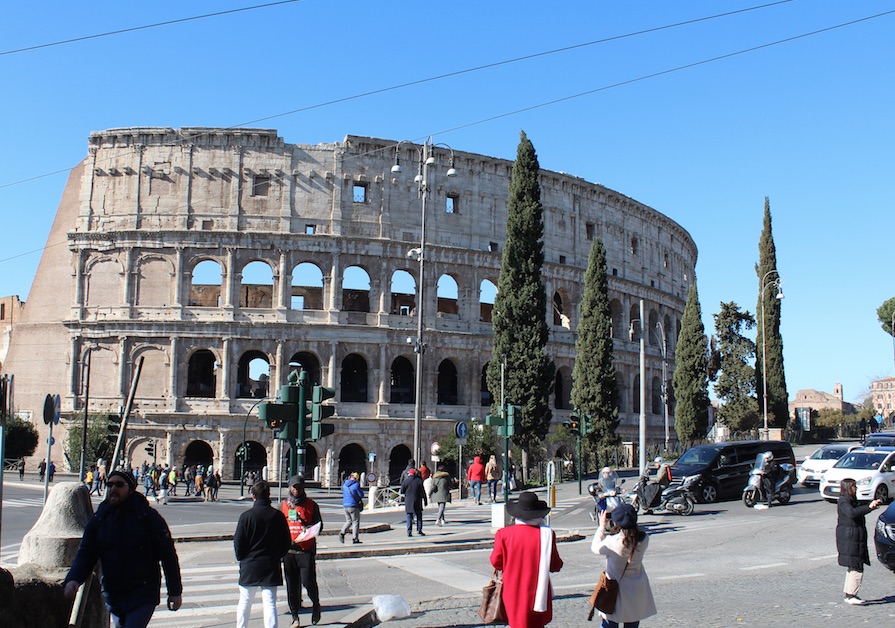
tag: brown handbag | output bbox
[478,569,508,624]
[588,538,637,621]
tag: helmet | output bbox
[766,451,774,461]
[654,456,664,465]
[600,466,612,476]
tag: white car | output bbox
[797,444,860,486]
[820,447,895,502]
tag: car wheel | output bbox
[875,484,889,502]
[700,482,719,504]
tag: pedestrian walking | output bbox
[485,455,500,502]
[38,460,46,482]
[63,470,183,627]
[280,475,323,627]
[205,470,218,502]
[85,468,94,493]
[401,468,427,537]
[418,461,431,480]
[429,463,452,526]
[837,477,884,605]
[144,471,160,504]
[490,492,563,628]
[339,472,364,544]
[17,458,25,481]
[592,503,657,627]
[48,461,56,482]
[467,455,486,505]
[234,480,292,628]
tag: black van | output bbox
[672,440,796,503]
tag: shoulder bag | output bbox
[478,569,507,624]
[588,538,637,621]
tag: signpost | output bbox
[42,393,60,503]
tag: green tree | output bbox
[877,296,895,335]
[486,131,555,474]
[65,415,116,470]
[755,197,789,428]
[713,302,758,431]
[571,237,619,458]
[672,284,710,444]
[5,416,39,459]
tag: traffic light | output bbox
[235,443,248,461]
[259,402,292,430]
[485,413,501,427]
[563,416,581,435]
[107,413,122,440]
[308,385,336,441]
[499,405,521,437]
[144,440,156,458]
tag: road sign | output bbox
[456,437,467,446]
[368,452,376,462]
[455,421,469,439]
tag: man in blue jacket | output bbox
[63,470,183,628]
[234,480,292,627]
[339,472,365,544]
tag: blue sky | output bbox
[2,1,893,404]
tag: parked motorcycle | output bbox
[627,473,697,516]
[588,467,625,525]
[742,451,794,508]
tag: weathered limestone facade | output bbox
[3,128,697,486]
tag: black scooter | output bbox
[627,474,697,516]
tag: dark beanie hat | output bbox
[108,470,137,491]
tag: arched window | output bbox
[648,310,659,346]
[289,352,322,387]
[481,363,494,406]
[552,292,571,328]
[342,266,371,313]
[554,368,571,409]
[629,305,641,342]
[651,376,662,415]
[190,260,223,307]
[340,354,368,402]
[437,359,459,405]
[479,279,497,322]
[240,261,273,308]
[186,349,217,397]
[616,371,626,413]
[291,262,324,310]
[236,351,270,399]
[610,299,623,340]
[391,270,416,316]
[632,375,641,414]
[437,274,459,316]
[390,357,415,404]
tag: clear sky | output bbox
[2,1,893,404]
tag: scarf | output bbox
[518,518,552,613]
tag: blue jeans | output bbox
[487,479,499,501]
[471,480,483,502]
[601,621,639,628]
[406,511,423,534]
[108,601,156,628]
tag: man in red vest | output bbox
[281,475,323,627]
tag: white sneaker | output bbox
[845,595,865,605]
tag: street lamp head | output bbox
[775,285,784,300]
[391,162,402,174]
[425,155,436,167]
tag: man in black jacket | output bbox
[64,470,183,627]
[234,480,292,627]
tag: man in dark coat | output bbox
[234,480,292,627]
[836,477,883,605]
[64,470,183,627]
[401,467,428,536]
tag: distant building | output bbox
[0,295,24,370]
[789,383,855,419]
[870,377,895,418]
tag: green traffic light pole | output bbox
[241,398,266,498]
[293,368,309,479]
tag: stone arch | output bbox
[554,366,571,410]
[389,444,412,485]
[390,269,416,316]
[651,376,662,415]
[648,309,659,346]
[616,370,626,413]
[239,260,274,308]
[291,262,324,310]
[85,256,123,308]
[480,363,494,407]
[338,443,366,483]
[135,255,175,306]
[479,279,497,322]
[236,350,270,399]
[552,290,571,329]
[83,344,120,399]
[663,314,673,351]
[390,356,415,404]
[183,440,214,469]
[289,351,322,386]
[610,299,623,340]
[342,266,371,313]
[190,259,223,307]
[629,304,641,342]
[437,359,460,405]
[632,374,641,414]
[186,348,217,397]
[340,353,368,402]
[436,274,459,317]
[234,440,267,479]
[130,344,168,399]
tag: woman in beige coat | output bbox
[485,455,500,503]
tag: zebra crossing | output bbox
[1,496,45,509]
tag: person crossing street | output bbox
[339,472,365,544]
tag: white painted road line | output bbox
[740,562,788,571]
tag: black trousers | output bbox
[283,550,320,619]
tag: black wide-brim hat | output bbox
[506,491,551,520]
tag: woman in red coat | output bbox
[490,492,563,627]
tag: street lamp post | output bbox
[655,321,670,452]
[890,311,895,375]
[392,138,458,466]
[240,398,266,498]
[760,270,784,438]
[629,300,647,476]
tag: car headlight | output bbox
[681,475,700,487]
[877,519,895,542]
[857,476,872,486]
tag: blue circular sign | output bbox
[455,421,469,438]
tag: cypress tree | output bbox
[487,131,555,466]
[713,302,758,432]
[571,237,620,455]
[672,284,710,444]
[755,197,789,428]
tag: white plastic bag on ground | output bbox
[372,594,412,621]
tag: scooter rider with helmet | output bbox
[762,452,781,507]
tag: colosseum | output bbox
[3,127,697,487]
